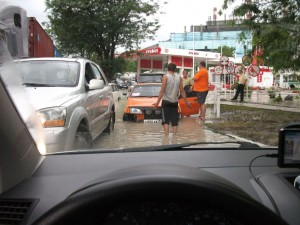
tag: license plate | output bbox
[144,119,162,123]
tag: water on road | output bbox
[93,97,235,150]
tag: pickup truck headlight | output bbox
[38,107,67,127]
[130,108,142,114]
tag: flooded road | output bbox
[91,88,300,150]
[93,96,235,150]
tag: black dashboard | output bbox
[102,201,243,225]
[1,149,300,225]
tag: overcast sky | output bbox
[4,0,240,50]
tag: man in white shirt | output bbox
[231,70,247,103]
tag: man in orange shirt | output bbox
[192,61,209,122]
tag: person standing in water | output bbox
[153,63,191,135]
[192,61,209,122]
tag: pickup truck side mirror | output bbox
[89,79,104,90]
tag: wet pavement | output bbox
[93,94,235,150]
[220,89,300,111]
[92,89,300,150]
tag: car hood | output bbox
[127,97,161,107]
[25,87,80,110]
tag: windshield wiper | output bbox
[118,141,268,152]
[49,141,276,155]
[22,83,56,87]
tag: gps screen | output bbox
[279,129,300,168]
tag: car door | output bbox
[84,62,106,137]
[90,63,111,132]
[178,85,200,116]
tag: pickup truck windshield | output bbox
[17,61,80,87]
[138,74,163,83]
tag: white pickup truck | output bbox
[12,57,115,153]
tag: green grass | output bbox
[206,104,300,146]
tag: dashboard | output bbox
[1,149,300,225]
[103,201,243,225]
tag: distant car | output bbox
[109,83,123,101]
[15,57,115,153]
[137,71,164,83]
[127,80,137,92]
[116,78,128,89]
[123,83,162,122]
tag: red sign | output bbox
[214,65,223,75]
[257,74,262,83]
[220,55,229,66]
[171,56,182,66]
[184,58,192,67]
[139,47,161,55]
[153,60,163,69]
[242,55,251,66]
[260,67,272,72]
[234,65,245,75]
[228,61,235,68]
[140,59,151,68]
[248,65,260,77]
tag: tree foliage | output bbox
[222,0,300,72]
[217,45,236,57]
[45,0,163,79]
[125,60,137,72]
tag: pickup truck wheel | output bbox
[73,130,93,150]
[105,113,115,134]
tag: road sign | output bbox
[228,61,235,68]
[214,65,223,75]
[226,66,234,74]
[242,55,251,66]
[234,65,245,76]
[220,55,229,66]
[248,65,260,77]
[259,69,264,75]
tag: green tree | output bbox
[45,0,163,79]
[221,0,300,72]
[217,46,236,57]
[125,60,137,72]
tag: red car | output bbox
[123,83,200,122]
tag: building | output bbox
[122,5,258,86]
[159,12,252,59]
[123,46,240,76]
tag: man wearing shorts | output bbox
[192,61,209,122]
[153,63,191,135]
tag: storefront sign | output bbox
[140,47,161,55]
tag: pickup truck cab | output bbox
[14,57,115,153]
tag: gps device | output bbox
[278,124,300,168]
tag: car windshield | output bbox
[0,0,299,156]
[138,74,163,83]
[17,61,80,87]
[131,84,161,97]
